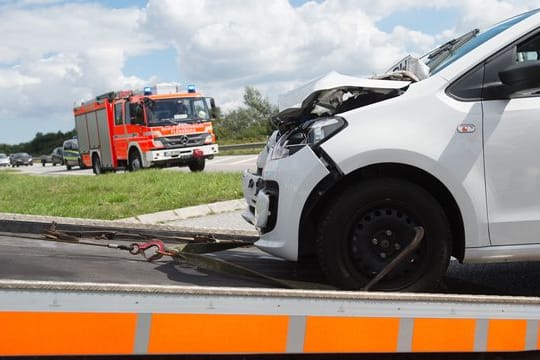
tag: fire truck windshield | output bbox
[146,98,210,126]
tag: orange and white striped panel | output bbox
[0,281,539,356]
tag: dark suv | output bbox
[10,152,33,167]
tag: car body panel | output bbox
[242,10,540,265]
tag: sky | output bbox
[0,0,538,145]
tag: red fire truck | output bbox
[73,84,219,174]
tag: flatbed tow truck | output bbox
[1,215,540,359]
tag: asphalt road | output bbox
[3,154,258,175]
[1,233,539,296]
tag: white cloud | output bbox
[0,0,538,144]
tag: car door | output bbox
[113,100,128,161]
[483,30,540,245]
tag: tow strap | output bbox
[42,223,424,291]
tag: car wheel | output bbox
[316,178,451,292]
[188,158,205,172]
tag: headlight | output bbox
[272,116,346,160]
[204,133,213,144]
[153,139,164,148]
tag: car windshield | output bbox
[146,97,210,126]
[0,154,6,158]
[426,9,540,74]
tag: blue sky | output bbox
[0,0,537,144]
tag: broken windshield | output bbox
[146,98,210,126]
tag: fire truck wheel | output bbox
[188,158,205,172]
[129,150,142,172]
[316,177,451,292]
[92,155,102,175]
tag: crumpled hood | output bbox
[273,71,410,131]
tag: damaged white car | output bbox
[243,9,540,291]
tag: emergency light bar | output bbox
[187,85,196,93]
[143,87,153,95]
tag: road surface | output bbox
[2,155,258,176]
[1,233,539,296]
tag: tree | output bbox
[214,86,278,143]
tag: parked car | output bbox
[10,152,33,167]
[63,138,84,170]
[0,153,9,167]
[40,147,63,166]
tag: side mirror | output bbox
[499,61,540,94]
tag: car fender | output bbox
[127,142,148,168]
[319,79,488,248]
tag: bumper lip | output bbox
[242,169,262,228]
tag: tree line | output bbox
[0,86,278,155]
[0,130,76,156]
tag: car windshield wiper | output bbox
[424,29,479,70]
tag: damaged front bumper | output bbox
[242,146,330,261]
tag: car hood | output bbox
[273,71,410,131]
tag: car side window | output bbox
[483,30,540,99]
[516,34,540,62]
[446,64,485,101]
[114,102,123,125]
[129,102,145,125]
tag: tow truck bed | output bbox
[2,218,540,357]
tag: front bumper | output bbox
[242,146,330,261]
[146,144,218,165]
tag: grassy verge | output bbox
[0,170,242,220]
[218,148,264,156]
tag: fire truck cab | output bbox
[73,84,219,174]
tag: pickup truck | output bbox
[40,147,63,166]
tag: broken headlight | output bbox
[272,116,347,160]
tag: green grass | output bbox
[218,147,264,156]
[0,170,242,220]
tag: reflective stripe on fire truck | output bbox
[1,280,539,356]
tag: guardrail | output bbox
[219,142,265,151]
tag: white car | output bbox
[0,153,9,167]
[243,9,540,291]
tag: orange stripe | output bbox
[148,314,288,354]
[487,319,527,351]
[412,318,476,352]
[0,312,137,356]
[304,316,399,353]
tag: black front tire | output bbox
[316,178,451,292]
[188,158,205,172]
[128,150,142,172]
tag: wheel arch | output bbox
[299,162,466,262]
[127,142,148,168]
